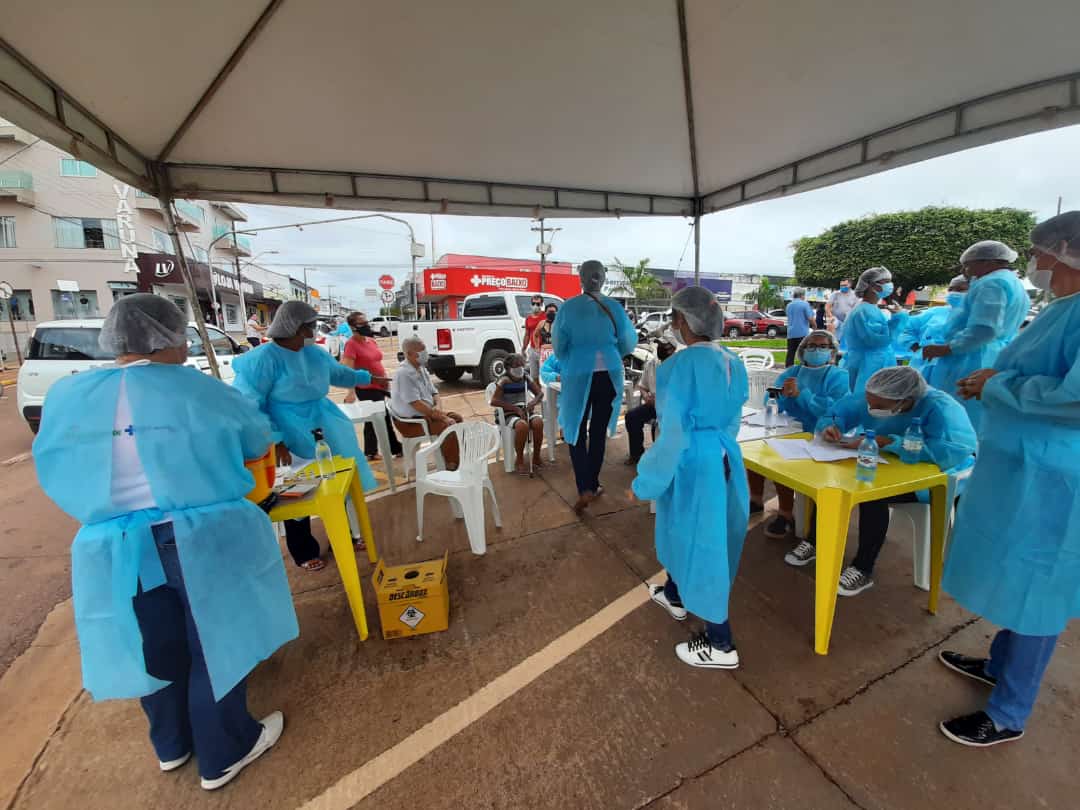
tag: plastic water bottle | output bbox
[855,430,879,484]
[764,392,779,434]
[313,428,335,481]
[900,417,924,464]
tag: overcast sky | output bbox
[244,124,1079,312]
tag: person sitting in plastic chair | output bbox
[490,353,545,474]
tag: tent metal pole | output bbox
[693,212,701,284]
[156,178,222,379]
[677,0,702,272]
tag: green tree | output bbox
[792,206,1035,291]
[614,257,668,301]
[743,277,783,311]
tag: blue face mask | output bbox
[945,292,966,307]
[839,286,850,293]
[878,282,894,298]
[802,348,832,367]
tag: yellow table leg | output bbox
[927,482,948,615]
[813,488,852,655]
[322,498,369,642]
[349,471,378,565]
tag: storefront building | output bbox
[418,254,581,318]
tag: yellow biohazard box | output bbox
[371,552,450,640]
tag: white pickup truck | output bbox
[406,291,565,386]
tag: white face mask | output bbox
[1027,256,1054,292]
[302,337,316,348]
[665,326,685,347]
[509,367,525,380]
[417,349,430,365]
[867,407,898,419]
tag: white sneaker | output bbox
[648,584,687,621]
[837,566,874,597]
[200,711,284,791]
[675,633,740,669]
[159,752,191,772]
[784,540,816,567]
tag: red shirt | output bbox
[343,337,387,390]
[524,311,546,348]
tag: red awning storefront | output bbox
[419,262,581,319]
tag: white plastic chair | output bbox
[486,382,517,473]
[738,348,776,370]
[386,402,437,481]
[890,467,972,591]
[416,421,503,555]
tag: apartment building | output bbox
[0,118,279,356]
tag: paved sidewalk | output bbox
[5,430,1079,810]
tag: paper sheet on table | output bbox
[765,438,889,464]
[741,405,757,418]
[744,409,796,427]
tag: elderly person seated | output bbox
[624,338,676,465]
[787,366,976,596]
[748,330,848,538]
[232,300,382,572]
[490,353,545,473]
[938,211,1080,747]
[33,295,297,790]
[390,336,463,469]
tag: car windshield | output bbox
[28,327,114,361]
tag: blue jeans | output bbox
[134,523,262,779]
[985,629,1059,731]
[663,577,734,651]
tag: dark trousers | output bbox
[569,372,615,495]
[283,517,321,566]
[807,492,919,575]
[625,401,657,460]
[663,577,734,651]
[352,387,403,458]
[785,337,802,367]
[134,524,262,780]
[247,337,261,347]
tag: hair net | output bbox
[1030,210,1080,270]
[854,266,892,296]
[959,240,1018,265]
[948,274,969,290]
[865,366,928,402]
[579,260,607,294]
[671,285,724,339]
[796,329,838,362]
[99,293,187,355]
[266,300,318,339]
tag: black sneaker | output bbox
[939,711,1023,747]
[939,651,996,688]
[749,500,765,515]
[764,515,793,539]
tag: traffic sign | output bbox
[380,290,396,304]
[378,274,395,290]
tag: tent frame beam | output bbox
[675,0,703,282]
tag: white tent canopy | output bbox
[1,0,1079,219]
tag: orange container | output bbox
[244,445,277,503]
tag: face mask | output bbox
[839,286,850,293]
[546,311,556,322]
[532,303,542,312]
[802,348,832,367]
[945,292,966,307]
[664,326,685,347]
[1027,256,1054,291]
[417,350,430,365]
[303,337,316,348]
[878,282,894,298]
[509,367,525,380]
[867,407,898,419]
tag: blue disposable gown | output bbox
[551,293,637,445]
[839,302,897,393]
[900,306,952,374]
[33,364,299,701]
[773,363,850,428]
[925,269,1028,429]
[817,389,976,501]
[232,342,376,490]
[631,343,750,623]
[943,293,1080,635]
[889,310,913,363]
[540,353,562,385]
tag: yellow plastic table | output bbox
[269,456,378,641]
[740,434,950,655]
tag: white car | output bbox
[368,316,401,337]
[314,321,343,358]
[16,320,246,433]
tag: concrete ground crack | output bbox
[6,688,83,810]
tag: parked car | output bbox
[730,310,787,337]
[636,310,671,340]
[314,321,342,358]
[368,316,401,337]
[722,314,757,338]
[16,320,246,433]
[767,309,789,320]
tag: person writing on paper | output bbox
[748,330,848,539]
[232,300,382,573]
[921,240,1028,429]
[33,294,297,791]
[937,211,1080,748]
[624,338,676,466]
[839,266,899,393]
[785,367,975,597]
[552,259,638,514]
[900,275,969,376]
[490,353,545,473]
[632,286,750,670]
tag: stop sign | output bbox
[378,274,395,290]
